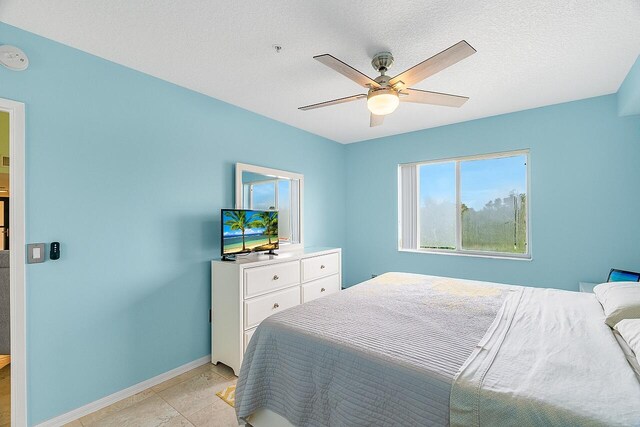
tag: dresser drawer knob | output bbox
[320,265,325,269]
[273,303,280,309]
[320,287,326,292]
[273,275,279,280]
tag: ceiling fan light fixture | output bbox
[367,88,399,116]
[300,41,476,126]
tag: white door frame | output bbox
[0,97,27,427]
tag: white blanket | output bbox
[450,287,640,426]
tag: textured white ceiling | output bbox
[2,1,640,143]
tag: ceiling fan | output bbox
[298,40,476,127]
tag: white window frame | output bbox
[398,149,531,260]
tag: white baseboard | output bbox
[36,355,212,427]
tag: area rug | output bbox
[216,384,236,407]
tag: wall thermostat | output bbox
[50,242,60,260]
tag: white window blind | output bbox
[398,164,417,250]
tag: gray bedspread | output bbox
[235,272,510,426]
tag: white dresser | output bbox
[211,247,342,375]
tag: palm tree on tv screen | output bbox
[256,211,278,245]
[224,210,258,251]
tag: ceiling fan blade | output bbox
[370,113,384,127]
[299,94,367,111]
[314,54,381,89]
[401,88,469,107]
[389,40,476,88]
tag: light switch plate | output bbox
[27,243,46,264]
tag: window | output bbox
[399,151,529,259]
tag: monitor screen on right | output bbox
[608,269,640,282]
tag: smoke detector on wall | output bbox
[0,45,29,71]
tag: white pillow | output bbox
[613,329,640,380]
[614,319,640,379]
[593,282,640,327]
[616,319,640,358]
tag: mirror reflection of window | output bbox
[243,184,250,208]
[242,174,299,245]
[277,180,290,243]
[250,181,276,211]
[238,164,303,248]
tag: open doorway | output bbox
[0,98,25,427]
[0,110,10,426]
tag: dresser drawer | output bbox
[302,274,340,303]
[244,261,300,298]
[244,286,300,329]
[301,252,340,282]
[244,327,257,352]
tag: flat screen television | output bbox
[221,209,279,259]
[607,268,640,282]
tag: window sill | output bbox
[398,248,532,261]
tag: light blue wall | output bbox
[3,19,640,426]
[344,95,640,290]
[0,23,346,425]
[618,55,640,116]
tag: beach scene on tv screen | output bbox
[223,210,279,254]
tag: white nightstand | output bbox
[579,282,598,293]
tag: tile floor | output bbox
[64,363,239,427]
[0,364,9,427]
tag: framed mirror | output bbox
[235,163,304,251]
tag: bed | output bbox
[235,272,640,426]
